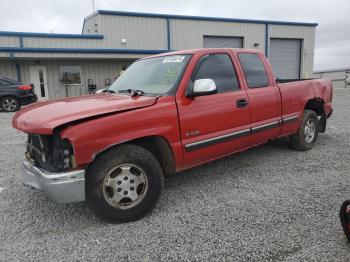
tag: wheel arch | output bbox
[1,94,21,102]
[92,135,176,177]
[304,98,324,115]
[304,98,326,133]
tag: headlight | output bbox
[52,132,76,171]
[70,154,77,169]
[61,139,76,170]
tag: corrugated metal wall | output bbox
[22,38,103,49]
[0,36,19,47]
[170,19,266,52]
[82,15,100,34]
[0,60,17,79]
[99,15,168,49]
[203,36,243,48]
[0,36,105,51]
[12,53,146,59]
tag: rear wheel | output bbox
[1,96,20,112]
[289,110,318,151]
[86,144,164,223]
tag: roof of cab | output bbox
[141,48,263,60]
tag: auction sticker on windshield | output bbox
[162,56,186,63]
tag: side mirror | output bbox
[187,79,217,98]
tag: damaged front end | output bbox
[21,131,85,203]
[26,131,77,173]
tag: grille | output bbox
[26,134,52,169]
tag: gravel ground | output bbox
[1,90,350,262]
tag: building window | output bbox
[59,66,82,85]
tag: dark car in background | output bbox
[0,77,37,112]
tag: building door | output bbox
[203,36,243,48]
[29,66,49,100]
[269,38,302,79]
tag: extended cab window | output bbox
[192,54,239,93]
[238,53,269,88]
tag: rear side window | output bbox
[238,53,269,88]
[192,54,240,93]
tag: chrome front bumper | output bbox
[21,159,85,203]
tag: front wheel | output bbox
[86,144,164,223]
[289,110,319,151]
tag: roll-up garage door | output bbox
[269,39,302,79]
[203,36,243,48]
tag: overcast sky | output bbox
[0,0,349,71]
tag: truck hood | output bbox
[13,94,158,134]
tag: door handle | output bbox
[236,99,248,108]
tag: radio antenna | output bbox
[92,0,97,26]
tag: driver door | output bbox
[176,52,251,168]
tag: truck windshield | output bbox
[108,55,191,95]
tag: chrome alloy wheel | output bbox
[2,98,18,112]
[103,164,148,209]
[304,119,316,143]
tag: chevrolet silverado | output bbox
[13,48,333,223]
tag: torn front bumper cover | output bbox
[21,158,85,203]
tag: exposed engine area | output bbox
[26,132,75,172]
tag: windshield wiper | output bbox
[118,89,145,97]
[103,89,116,93]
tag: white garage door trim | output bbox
[269,38,302,79]
[203,36,243,49]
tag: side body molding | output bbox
[185,115,300,152]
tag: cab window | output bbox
[238,53,269,88]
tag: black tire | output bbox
[1,96,20,112]
[86,144,164,223]
[289,110,319,151]
[339,200,350,242]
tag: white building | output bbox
[0,10,318,100]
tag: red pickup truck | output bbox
[13,48,333,223]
